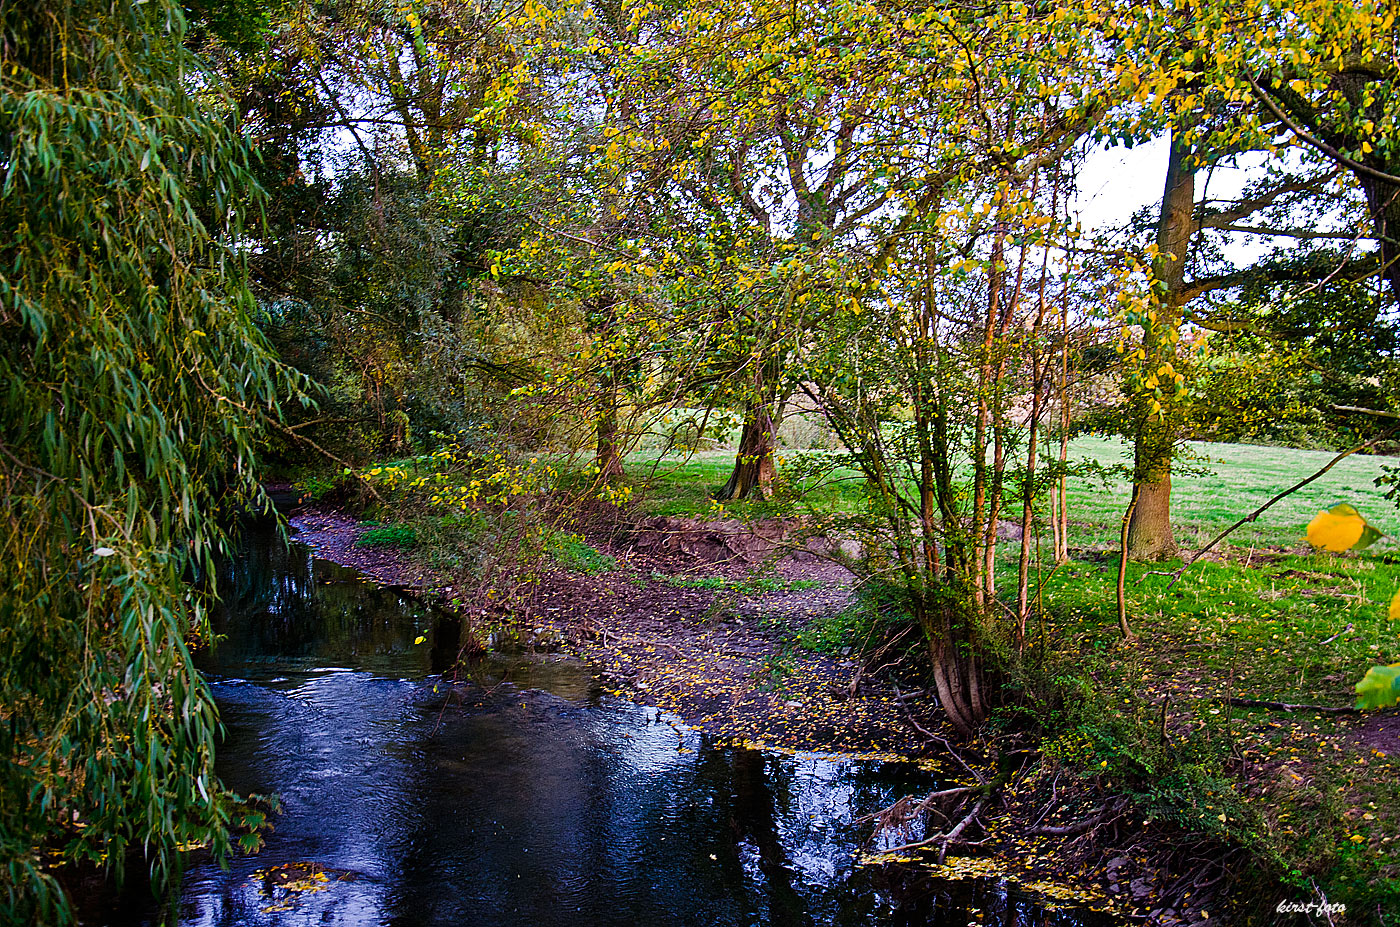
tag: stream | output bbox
[97,527,1118,926]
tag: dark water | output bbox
[100,530,1115,927]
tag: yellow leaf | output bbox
[1390,589,1400,622]
[413,635,427,645]
[1307,505,1366,552]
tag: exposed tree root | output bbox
[1027,797,1130,837]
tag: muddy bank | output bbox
[286,505,941,759]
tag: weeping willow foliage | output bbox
[0,1,303,918]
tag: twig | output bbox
[1117,484,1139,640]
[1320,623,1353,645]
[929,733,987,786]
[893,683,942,740]
[267,420,384,503]
[1159,436,1388,590]
[1331,404,1400,420]
[1247,75,1400,186]
[1226,697,1358,715]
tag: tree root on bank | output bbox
[1225,697,1358,715]
[1026,797,1131,836]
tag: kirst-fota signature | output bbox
[1277,900,1346,918]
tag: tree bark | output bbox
[591,294,625,484]
[595,367,625,484]
[715,401,777,500]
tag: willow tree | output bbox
[0,0,301,918]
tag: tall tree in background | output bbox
[0,0,300,918]
[1094,0,1387,560]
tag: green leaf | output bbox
[1354,664,1400,710]
[1355,523,1384,551]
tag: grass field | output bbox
[629,437,1399,553]
[1061,436,1398,551]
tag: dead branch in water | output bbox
[855,786,977,827]
[874,796,990,862]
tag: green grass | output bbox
[625,450,866,517]
[355,522,418,548]
[1029,548,1400,914]
[627,438,1398,553]
[1060,436,1398,551]
[545,532,617,574]
[648,571,821,594]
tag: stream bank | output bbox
[277,500,1280,925]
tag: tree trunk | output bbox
[1127,422,1176,561]
[595,367,624,484]
[715,402,777,500]
[926,610,985,738]
[591,294,625,485]
[1127,128,1192,561]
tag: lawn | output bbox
[1061,436,1398,552]
[1032,549,1400,914]
[629,437,1399,553]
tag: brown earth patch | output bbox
[288,504,443,590]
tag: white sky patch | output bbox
[1071,135,1169,236]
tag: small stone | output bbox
[784,700,802,709]
[1130,878,1153,901]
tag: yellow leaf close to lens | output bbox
[1307,505,1366,552]
[1390,590,1400,622]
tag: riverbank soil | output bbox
[283,499,1400,923]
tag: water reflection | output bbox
[100,530,1116,927]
